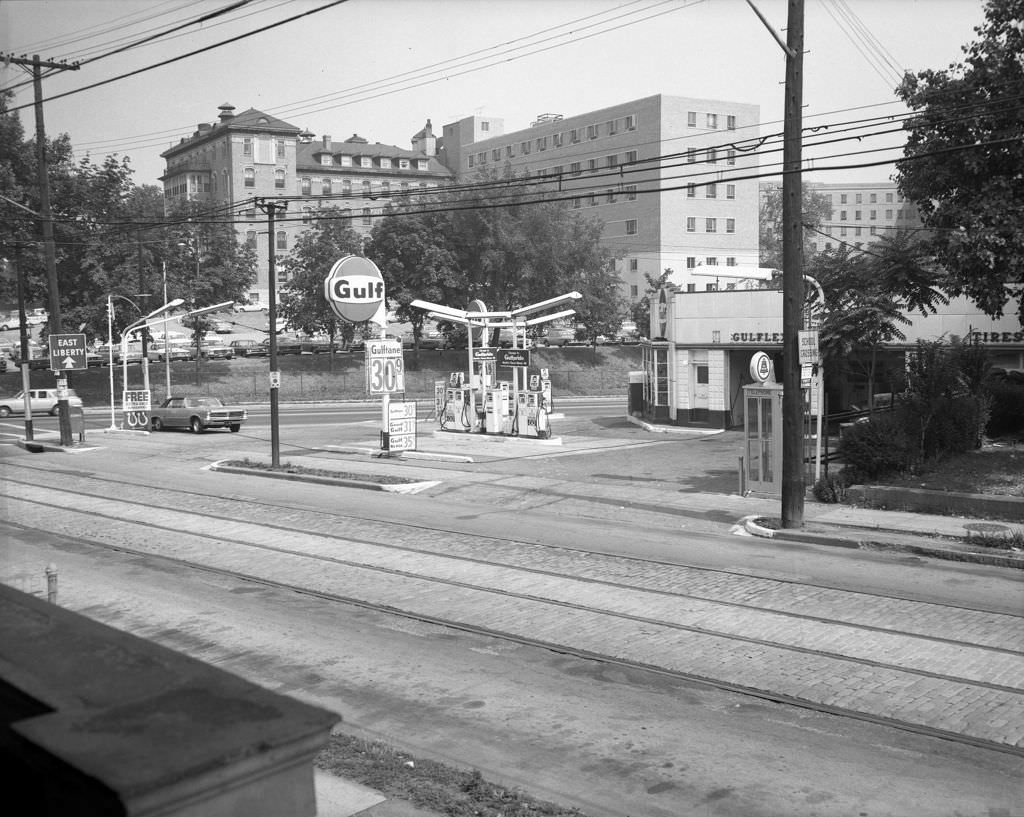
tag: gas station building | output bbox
[639,287,1024,430]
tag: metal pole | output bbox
[163,263,171,398]
[780,0,805,528]
[13,251,34,440]
[107,295,116,429]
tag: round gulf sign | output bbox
[750,351,773,382]
[324,256,385,323]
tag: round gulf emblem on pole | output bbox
[750,351,774,382]
[324,256,385,323]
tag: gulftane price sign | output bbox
[48,333,88,371]
[324,256,385,323]
[365,337,405,394]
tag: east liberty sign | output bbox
[324,256,385,324]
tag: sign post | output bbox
[799,328,823,483]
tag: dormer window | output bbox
[416,159,428,170]
[380,157,391,169]
[321,154,332,165]
[340,155,352,167]
[399,158,410,169]
[360,157,372,168]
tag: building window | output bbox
[362,208,372,226]
[360,157,372,168]
[570,162,581,176]
[625,114,636,130]
[302,206,313,223]
[553,133,563,147]
[687,283,696,292]
[506,145,515,158]
[625,219,638,235]
[726,184,736,199]
[537,137,547,151]
[855,210,862,220]
[840,210,848,220]
[625,149,638,163]
[587,124,599,139]
[321,178,331,195]
[856,193,863,204]
[727,115,736,130]
[553,165,564,176]
[246,230,256,246]
[301,177,311,195]
[727,257,736,266]
[870,193,877,203]
[342,179,352,194]
[726,218,735,233]
[625,184,637,200]
[275,169,285,189]
[572,197,581,209]
[586,158,597,173]
[870,226,878,235]
[606,189,616,204]
[687,184,696,198]
[481,121,489,132]
[607,119,618,135]
[707,113,718,128]
[840,194,848,204]
[468,155,474,168]
[686,217,696,232]
[321,154,333,166]
[870,210,877,220]
[244,167,255,187]
[243,137,253,156]
[380,158,391,169]
[588,193,597,207]
[570,128,580,143]
[686,148,697,163]
[276,138,285,158]
[362,180,371,195]
[886,209,893,219]
[706,183,717,198]
[706,218,717,232]
[276,231,287,250]
[840,226,848,237]
[706,283,717,292]
[727,149,736,165]
[707,148,717,164]
[855,226,862,236]
[687,111,697,127]
[382,181,390,193]
[630,284,638,297]
[706,257,718,266]
[492,149,501,161]
[629,258,639,271]
[606,154,618,168]
[686,257,696,268]
[521,141,531,155]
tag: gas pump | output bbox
[484,383,510,434]
[440,372,477,431]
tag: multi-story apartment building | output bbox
[161,104,451,304]
[806,181,924,254]
[439,94,762,303]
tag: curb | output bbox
[209,461,440,495]
[740,515,1024,569]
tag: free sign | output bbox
[323,256,385,323]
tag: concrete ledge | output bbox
[847,484,1024,523]
[210,461,440,495]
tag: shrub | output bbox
[812,474,848,503]
[838,412,913,479]
[987,381,1024,436]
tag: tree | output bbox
[630,268,673,336]
[277,208,365,366]
[896,0,1024,323]
[759,184,833,269]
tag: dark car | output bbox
[274,334,312,355]
[149,395,247,433]
[228,339,268,357]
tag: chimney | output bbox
[217,103,236,123]
[322,134,331,151]
[195,123,212,137]
[411,119,436,157]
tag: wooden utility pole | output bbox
[256,198,288,467]
[3,53,80,444]
[780,0,806,527]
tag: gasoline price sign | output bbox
[365,338,405,394]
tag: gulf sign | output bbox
[324,256,385,323]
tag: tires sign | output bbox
[324,256,385,323]
[365,338,405,394]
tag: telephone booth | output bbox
[743,382,783,495]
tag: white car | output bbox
[234,302,267,313]
[0,388,83,417]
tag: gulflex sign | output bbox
[324,256,385,323]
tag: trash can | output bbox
[627,371,645,416]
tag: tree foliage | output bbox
[895,0,1024,323]
[279,207,365,346]
[758,184,833,270]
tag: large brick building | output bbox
[160,104,450,305]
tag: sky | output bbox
[1,0,987,189]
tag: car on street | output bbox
[25,309,48,327]
[274,334,311,355]
[149,395,247,433]
[234,302,267,313]
[212,320,234,334]
[0,388,83,417]
[228,339,268,357]
[540,325,577,347]
[149,344,192,363]
[0,313,20,331]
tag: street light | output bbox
[108,296,184,430]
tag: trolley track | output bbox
[4,465,1024,755]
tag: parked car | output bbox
[212,320,234,334]
[228,339,268,357]
[497,328,534,349]
[149,395,247,433]
[200,339,234,360]
[0,313,20,331]
[540,325,576,347]
[0,388,82,417]
[234,302,267,313]
[25,309,48,327]
[149,344,192,363]
[274,334,311,355]
[263,317,288,333]
[616,320,641,344]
